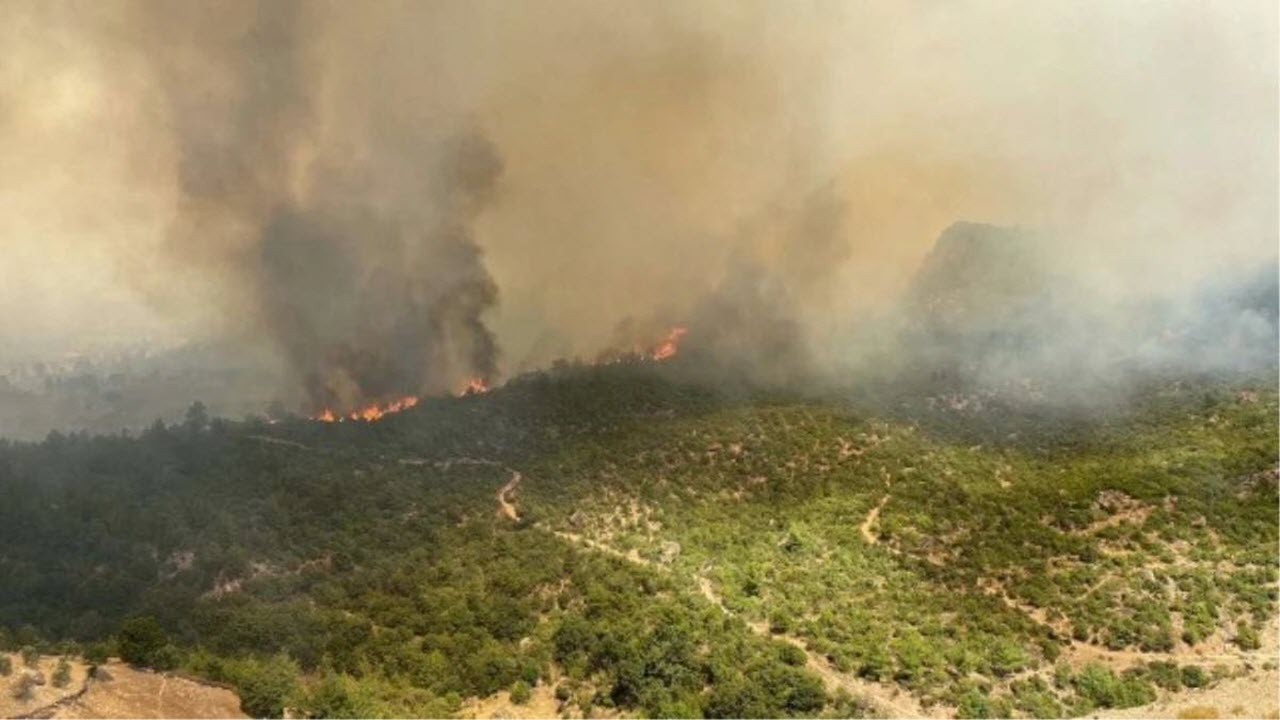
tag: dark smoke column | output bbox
[144,2,503,415]
[255,132,503,414]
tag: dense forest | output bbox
[0,362,1276,718]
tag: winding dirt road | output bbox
[695,573,938,718]
[429,457,521,522]
[496,470,522,521]
[860,494,889,544]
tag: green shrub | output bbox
[150,644,182,672]
[83,642,112,666]
[224,654,301,719]
[777,643,807,667]
[52,657,72,688]
[1180,665,1208,688]
[988,639,1028,677]
[1145,661,1182,691]
[510,680,532,705]
[1234,621,1260,651]
[117,617,166,668]
[957,689,1012,719]
[297,672,377,719]
[1073,663,1156,709]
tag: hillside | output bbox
[0,651,244,719]
[0,363,1276,718]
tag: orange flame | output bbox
[313,395,419,423]
[460,377,490,396]
[648,326,688,361]
[593,325,690,366]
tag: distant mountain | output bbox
[899,221,1278,389]
[905,222,1055,352]
[907,222,1048,335]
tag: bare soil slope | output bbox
[1,655,245,720]
[1095,668,1279,720]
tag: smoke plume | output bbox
[128,3,504,413]
[0,0,1275,423]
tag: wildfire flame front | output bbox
[313,395,419,423]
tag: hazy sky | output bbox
[1,1,1275,376]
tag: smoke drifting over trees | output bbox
[0,1,1276,420]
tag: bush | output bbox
[0,656,11,676]
[11,673,36,701]
[117,617,167,668]
[989,640,1029,677]
[1140,625,1174,652]
[297,672,377,719]
[777,643,808,667]
[768,611,792,634]
[52,658,72,688]
[1180,665,1208,689]
[957,688,1013,719]
[20,646,39,667]
[1145,661,1182,691]
[150,644,182,672]
[782,672,826,714]
[510,680,532,705]
[1073,663,1156,709]
[1233,622,1260,651]
[84,642,112,666]
[224,655,300,719]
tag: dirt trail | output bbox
[694,574,940,718]
[248,435,312,450]
[495,474,1277,718]
[552,530,660,569]
[983,579,1280,672]
[546,505,936,718]
[860,495,890,544]
[801,649,941,719]
[1059,617,1280,678]
[497,470,522,521]
[459,685,562,719]
[425,457,521,522]
[1093,668,1279,719]
[436,457,503,471]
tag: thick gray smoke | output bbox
[140,3,503,412]
[872,222,1279,405]
[0,0,1276,430]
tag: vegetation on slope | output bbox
[0,363,1275,718]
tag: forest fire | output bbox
[598,325,689,364]
[599,322,691,361]
[648,326,688,361]
[314,395,419,423]
[312,328,683,422]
